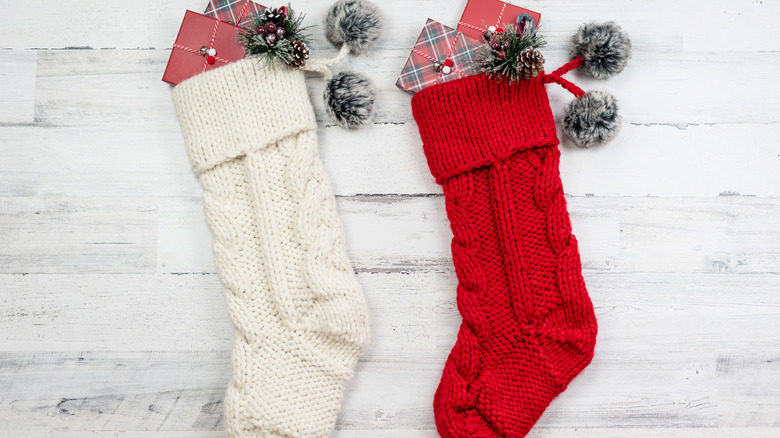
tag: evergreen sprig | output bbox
[239,4,311,68]
[477,23,546,83]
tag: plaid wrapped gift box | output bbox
[203,0,266,27]
[396,19,481,95]
[457,0,541,41]
[162,10,247,85]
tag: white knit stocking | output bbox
[173,59,369,438]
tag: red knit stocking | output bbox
[411,69,597,437]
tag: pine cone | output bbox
[516,47,545,79]
[288,40,310,69]
[262,7,285,24]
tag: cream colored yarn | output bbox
[172,59,369,438]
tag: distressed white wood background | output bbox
[1,0,779,436]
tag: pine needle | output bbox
[477,23,546,83]
[238,4,311,68]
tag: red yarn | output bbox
[411,71,598,438]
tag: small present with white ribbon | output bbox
[396,19,481,95]
[457,0,540,41]
[162,10,247,85]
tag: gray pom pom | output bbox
[324,71,376,128]
[570,22,632,79]
[325,0,382,55]
[563,90,621,148]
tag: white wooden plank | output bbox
[0,351,230,432]
[617,200,780,273]
[0,0,195,49]
[4,0,769,55]
[0,123,435,199]
[683,0,780,52]
[28,49,780,127]
[436,272,780,353]
[2,196,778,275]
[0,328,777,431]
[2,270,778,356]
[0,0,691,51]
[0,125,199,198]
[0,51,36,124]
[0,198,157,274]
[2,122,780,198]
[159,196,780,274]
[557,123,780,198]
[0,273,233,351]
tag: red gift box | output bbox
[457,0,541,41]
[396,19,481,95]
[203,0,266,27]
[162,10,247,85]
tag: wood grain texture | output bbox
[1,0,779,436]
[0,51,36,124]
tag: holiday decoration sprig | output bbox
[477,23,546,82]
[239,5,311,69]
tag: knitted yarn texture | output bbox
[411,73,598,437]
[173,59,369,438]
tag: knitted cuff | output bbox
[411,73,559,183]
[172,59,317,174]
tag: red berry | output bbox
[206,56,216,64]
[443,59,453,67]
[257,26,267,35]
[497,26,505,33]
[266,33,277,45]
[490,41,501,50]
[266,23,276,33]
[496,50,507,60]
[276,27,286,38]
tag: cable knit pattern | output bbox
[412,73,598,438]
[172,59,369,438]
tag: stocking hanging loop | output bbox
[542,56,586,98]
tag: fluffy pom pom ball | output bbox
[324,71,376,128]
[570,22,631,79]
[563,90,621,148]
[325,0,382,55]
